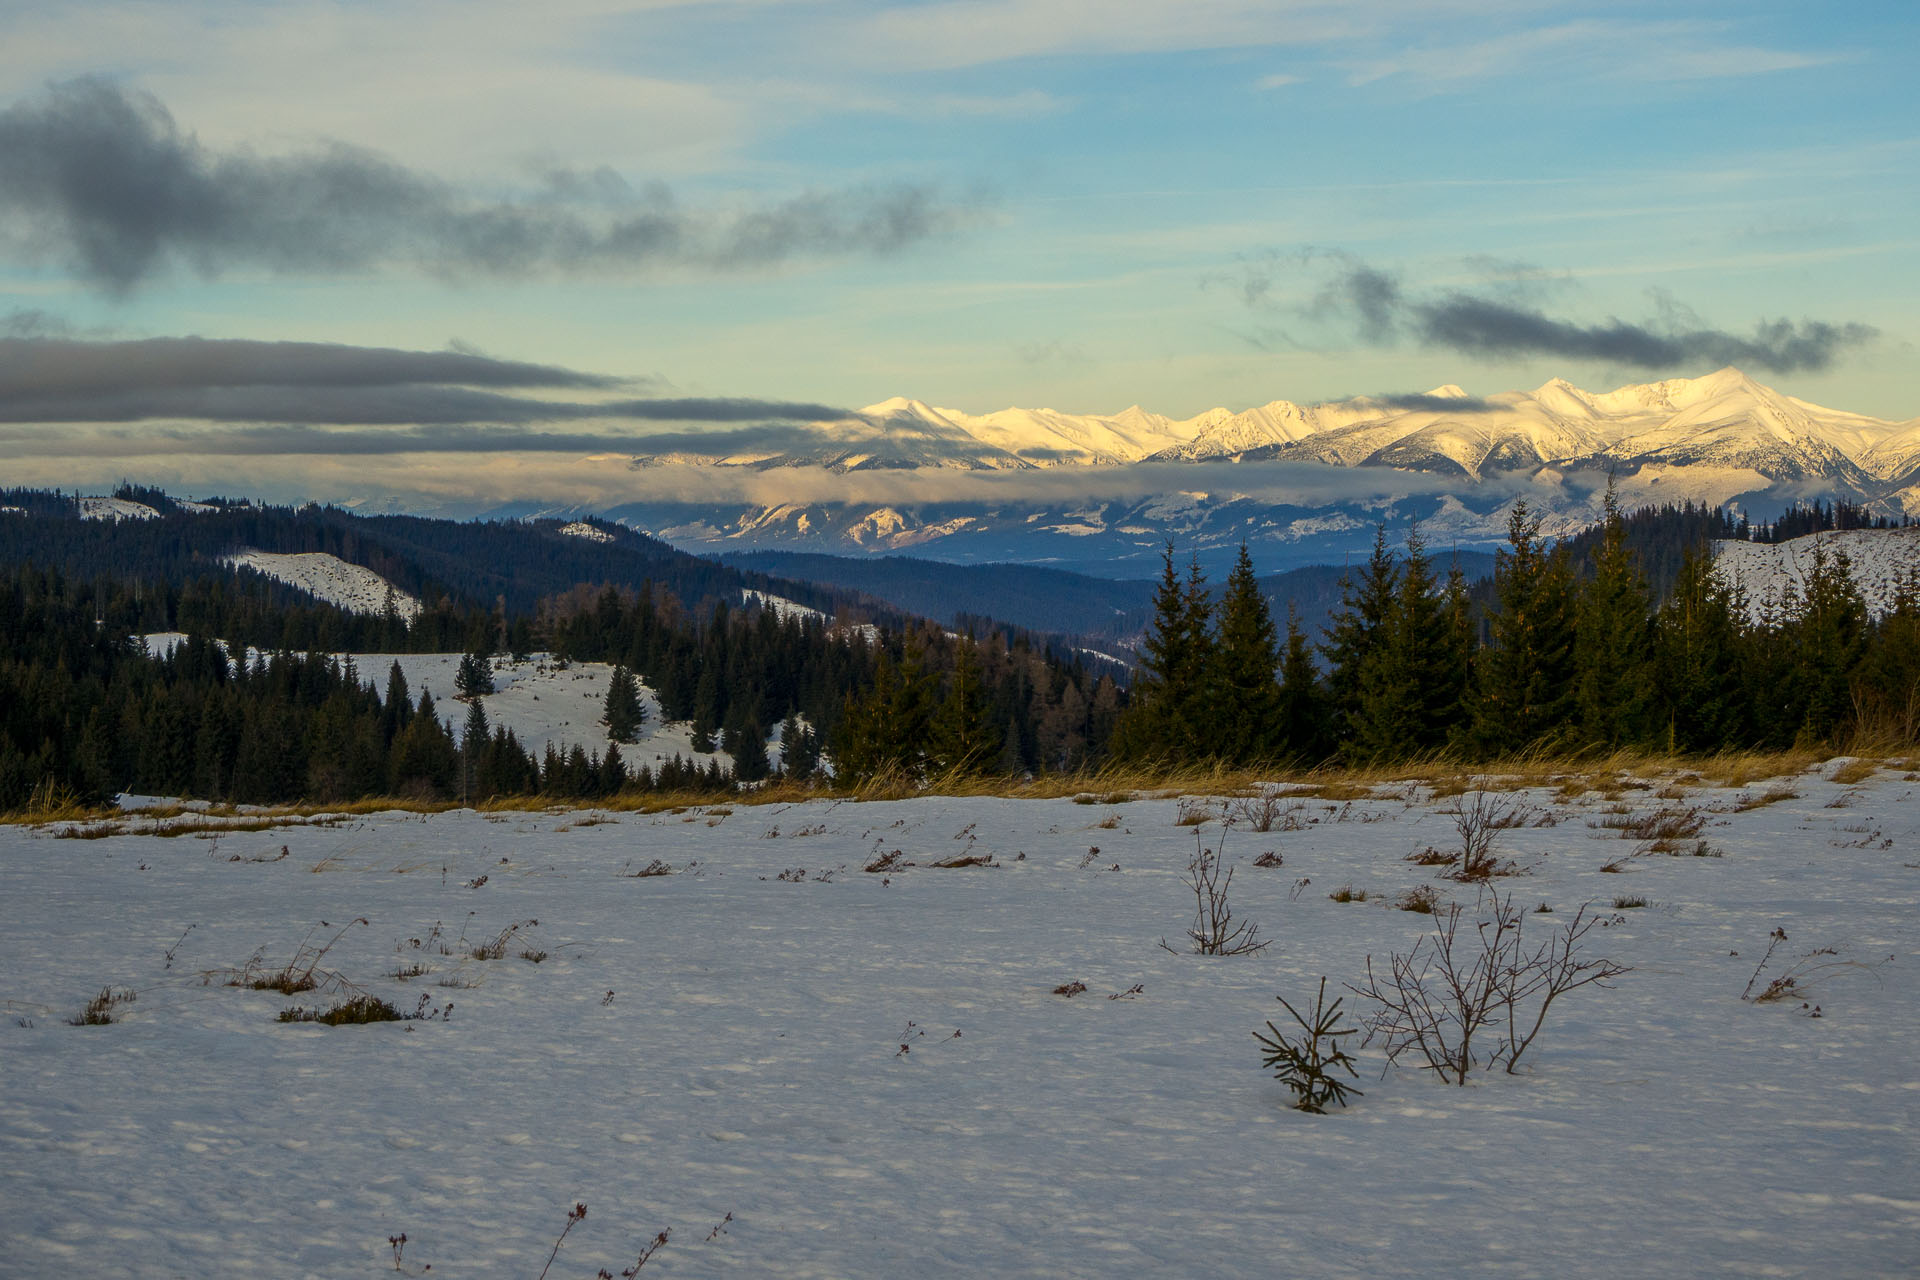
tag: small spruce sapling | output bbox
[1254,977,1363,1113]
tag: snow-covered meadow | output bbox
[3,764,1916,1278]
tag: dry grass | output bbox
[1828,759,1880,785]
[2,745,1877,829]
[1733,786,1800,812]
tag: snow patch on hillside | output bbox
[79,496,160,522]
[225,550,423,620]
[559,521,616,543]
[1714,528,1920,624]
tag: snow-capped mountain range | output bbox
[579,368,1919,573]
[637,367,1920,493]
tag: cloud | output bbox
[1408,295,1876,375]
[0,335,850,426]
[1247,252,1879,375]
[0,79,985,293]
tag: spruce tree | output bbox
[1653,543,1746,752]
[1470,502,1578,755]
[1214,544,1284,763]
[461,697,489,802]
[1574,485,1654,749]
[455,649,494,700]
[1781,541,1867,743]
[931,637,996,775]
[1275,608,1328,765]
[1117,545,1215,763]
[1322,524,1399,740]
[1349,524,1460,761]
[603,665,645,744]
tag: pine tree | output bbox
[1781,541,1867,743]
[1275,608,1328,765]
[603,665,646,743]
[1470,502,1578,755]
[1214,544,1284,763]
[1574,484,1654,749]
[455,649,494,700]
[1322,524,1399,740]
[1349,524,1459,761]
[1653,543,1746,752]
[1116,545,1215,763]
[930,637,996,774]
[461,697,489,802]
[728,718,770,782]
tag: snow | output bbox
[78,496,160,521]
[558,521,616,543]
[225,550,423,621]
[740,589,827,627]
[3,766,1916,1277]
[1714,528,1920,624]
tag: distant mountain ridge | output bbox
[575,368,1920,573]
[634,368,1917,495]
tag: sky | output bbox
[0,0,1916,503]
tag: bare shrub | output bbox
[863,849,905,873]
[1160,823,1269,956]
[1328,884,1370,903]
[1052,981,1088,998]
[1443,789,1528,880]
[1227,791,1302,833]
[1350,891,1628,1084]
[1253,977,1364,1113]
[1251,851,1284,868]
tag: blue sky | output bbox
[0,0,1915,501]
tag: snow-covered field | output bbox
[3,765,1916,1278]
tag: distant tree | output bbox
[1323,524,1400,741]
[603,665,646,743]
[1469,502,1577,755]
[1116,545,1215,763]
[455,649,494,700]
[1653,543,1746,752]
[930,636,996,774]
[1574,484,1654,749]
[1214,544,1284,764]
[727,717,770,783]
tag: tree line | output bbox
[1119,493,1920,766]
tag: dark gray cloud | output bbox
[1228,249,1878,375]
[0,79,982,292]
[0,335,849,425]
[1371,391,1494,413]
[1409,294,1876,374]
[0,421,827,457]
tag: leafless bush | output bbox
[1052,981,1088,997]
[1252,851,1284,868]
[1350,890,1628,1084]
[1328,884,1370,903]
[1160,823,1269,956]
[1443,790,1528,880]
[1227,791,1303,833]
